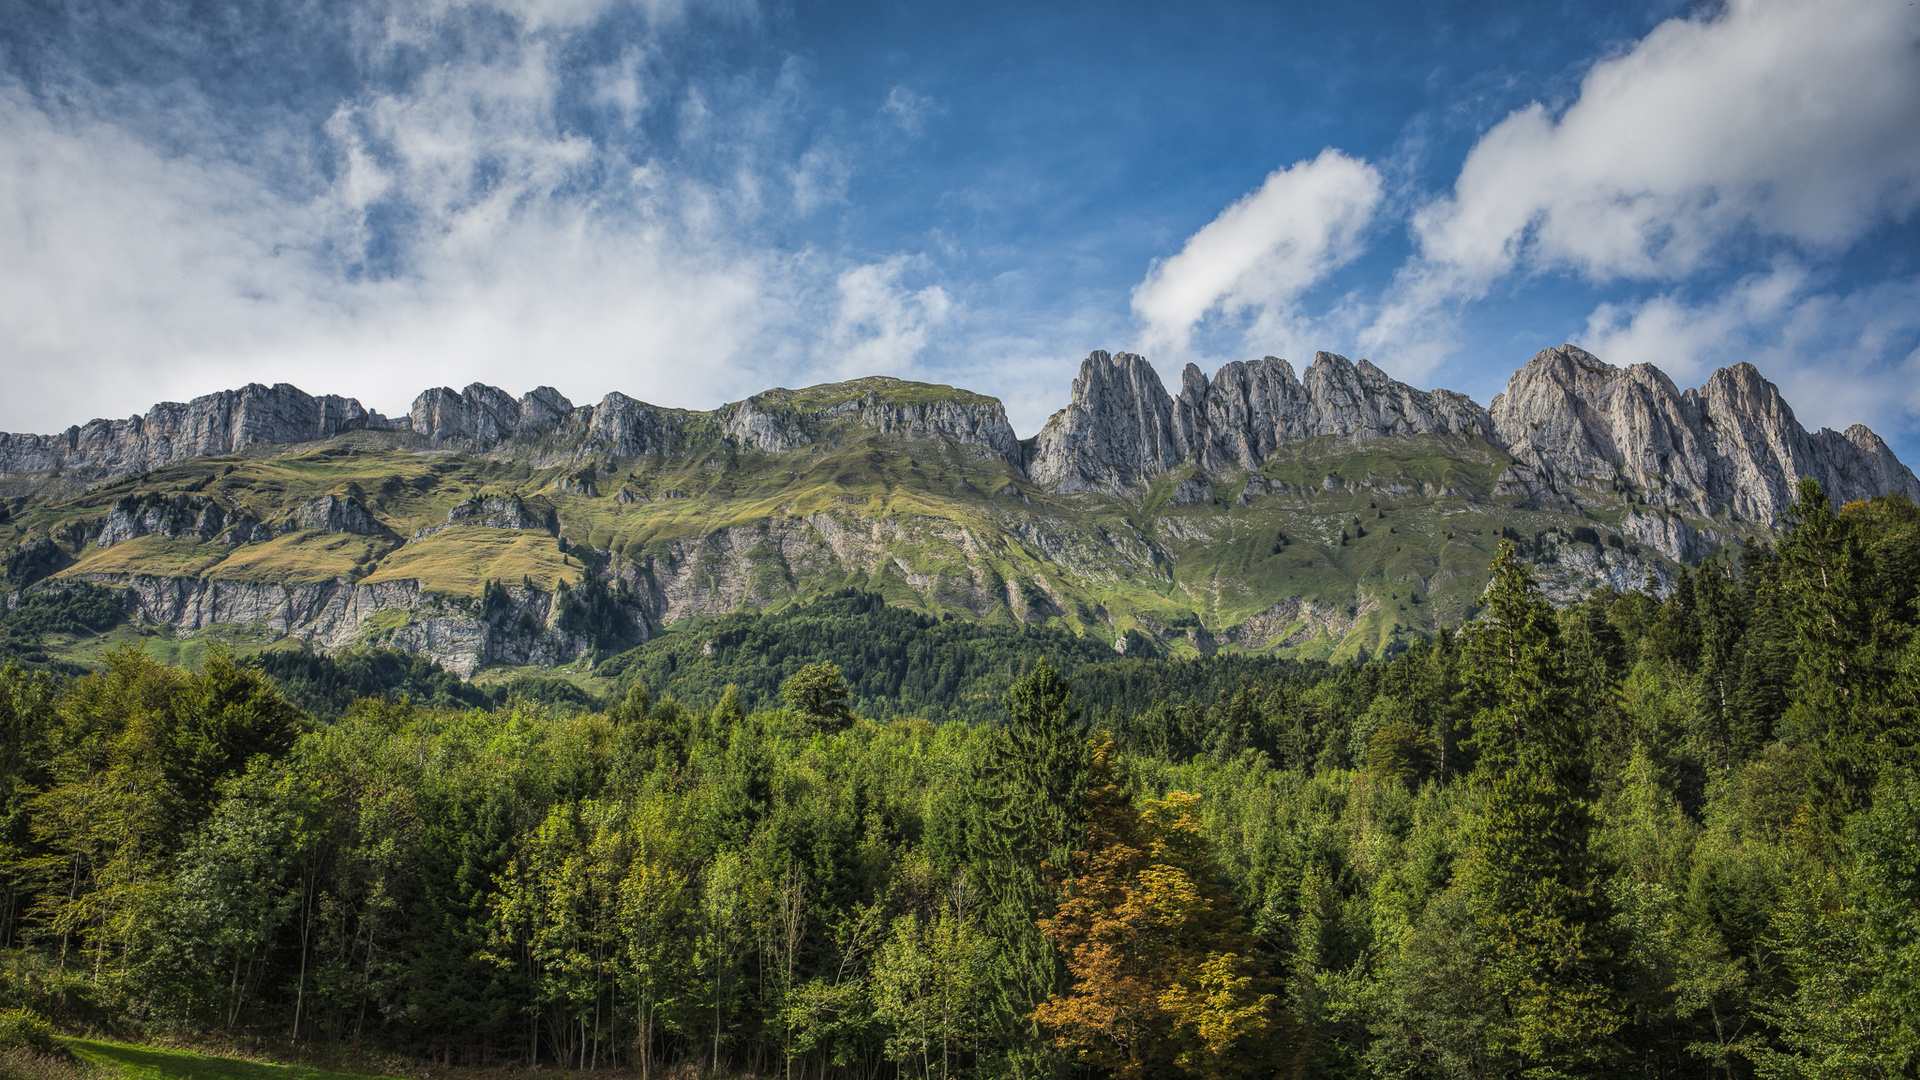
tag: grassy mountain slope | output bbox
[0,378,1713,671]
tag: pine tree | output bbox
[1730,540,1792,765]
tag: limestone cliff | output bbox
[1028,350,1493,493]
[0,383,400,479]
[1489,345,1920,522]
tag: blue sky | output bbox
[2,0,1917,459]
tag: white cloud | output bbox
[790,141,850,215]
[1131,148,1382,359]
[1360,0,1920,384]
[1413,0,1920,292]
[824,257,952,380]
[0,0,969,431]
[1580,266,1920,438]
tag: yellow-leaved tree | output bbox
[1032,736,1295,1079]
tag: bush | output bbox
[0,1011,66,1059]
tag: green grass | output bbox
[360,526,579,596]
[59,536,230,579]
[208,532,393,585]
[64,1038,403,1080]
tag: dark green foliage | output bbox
[779,661,854,730]
[597,589,1135,720]
[552,570,641,656]
[0,587,128,639]
[1,540,64,588]
[247,647,492,717]
[966,660,1090,1073]
[246,647,598,720]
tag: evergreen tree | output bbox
[967,659,1090,1074]
[1461,543,1623,1077]
[1778,480,1914,833]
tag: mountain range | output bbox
[1,345,1912,675]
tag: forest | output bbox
[0,476,1915,1079]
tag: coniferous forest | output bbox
[0,478,1917,1079]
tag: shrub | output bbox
[0,1011,66,1059]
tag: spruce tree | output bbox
[967,659,1090,1074]
[1462,543,1623,1077]
[1778,479,1901,833]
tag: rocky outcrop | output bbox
[279,495,387,537]
[1029,350,1493,494]
[835,391,1023,467]
[1177,353,1490,473]
[1028,352,1186,493]
[0,384,400,479]
[415,496,555,538]
[410,384,577,445]
[72,572,605,676]
[96,492,385,548]
[1490,346,1920,522]
[98,494,232,547]
[568,393,691,459]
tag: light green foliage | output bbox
[1758,772,1920,1079]
[871,906,994,1079]
[68,1037,401,1078]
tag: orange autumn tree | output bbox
[1032,737,1287,1079]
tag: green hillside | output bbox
[0,380,1723,674]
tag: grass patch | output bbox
[207,532,392,585]
[361,527,580,596]
[64,1038,402,1080]
[38,624,281,671]
[59,537,229,579]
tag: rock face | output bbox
[4,347,1914,543]
[75,573,599,677]
[0,384,400,478]
[98,495,235,547]
[1490,345,1920,521]
[280,495,387,537]
[410,385,576,444]
[414,496,556,538]
[1028,350,1492,494]
[1027,352,1187,493]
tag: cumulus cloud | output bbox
[1132,148,1381,359]
[1425,0,1919,286]
[825,257,952,380]
[1581,265,1920,437]
[1364,0,1920,378]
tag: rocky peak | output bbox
[579,393,690,459]
[1027,352,1185,494]
[410,384,576,444]
[1030,349,1494,491]
[0,383,399,480]
[1490,345,1920,523]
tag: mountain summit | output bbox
[0,347,1911,673]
